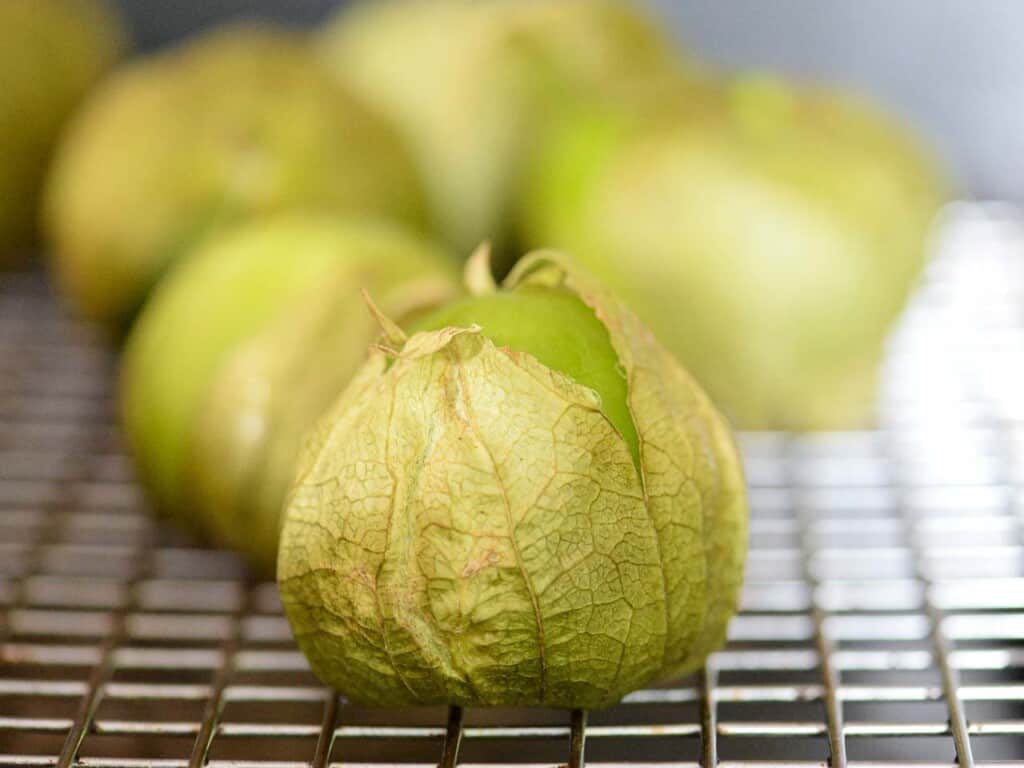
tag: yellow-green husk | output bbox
[519,76,946,429]
[46,24,426,325]
[120,215,458,571]
[318,0,685,264]
[279,252,747,708]
[0,0,125,263]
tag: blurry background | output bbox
[117,0,1024,201]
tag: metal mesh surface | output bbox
[1,203,1022,767]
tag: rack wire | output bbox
[1,203,1022,766]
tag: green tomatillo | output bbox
[317,0,686,269]
[120,215,458,572]
[45,24,427,327]
[518,74,947,430]
[0,0,126,264]
[278,249,748,709]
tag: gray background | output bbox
[115,0,1024,201]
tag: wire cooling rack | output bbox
[1,203,1022,767]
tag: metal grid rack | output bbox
[1,203,1022,767]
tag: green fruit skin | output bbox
[318,0,686,267]
[519,75,947,430]
[45,24,428,326]
[278,252,748,709]
[0,0,125,264]
[413,287,639,464]
[120,214,458,570]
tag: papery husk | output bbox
[318,0,686,269]
[45,24,426,325]
[190,268,459,573]
[0,0,125,264]
[518,75,947,430]
[120,214,457,565]
[279,251,747,708]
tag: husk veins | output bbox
[278,251,747,708]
